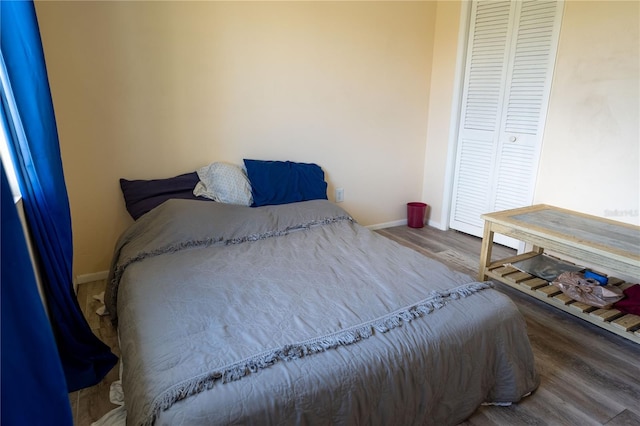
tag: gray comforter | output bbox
[106,199,538,426]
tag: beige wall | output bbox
[36,0,639,277]
[36,1,437,277]
[423,0,640,229]
[421,0,463,229]
[535,1,639,224]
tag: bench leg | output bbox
[478,223,494,281]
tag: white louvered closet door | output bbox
[450,0,563,247]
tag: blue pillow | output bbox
[120,172,209,220]
[243,159,328,207]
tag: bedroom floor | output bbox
[71,225,640,426]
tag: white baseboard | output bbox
[75,270,109,285]
[426,219,445,230]
[367,218,446,231]
[366,219,407,230]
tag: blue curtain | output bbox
[1,163,73,425]
[1,1,117,392]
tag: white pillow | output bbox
[194,162,253,206]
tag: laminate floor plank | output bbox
[376,227,452,254]
[606,409,640,426]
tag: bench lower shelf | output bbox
[486,254,640,344]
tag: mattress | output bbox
[105,199,538,425]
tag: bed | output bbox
[104,194,539,426]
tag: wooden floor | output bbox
[71,225,640,425]
[70,279,121,425]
